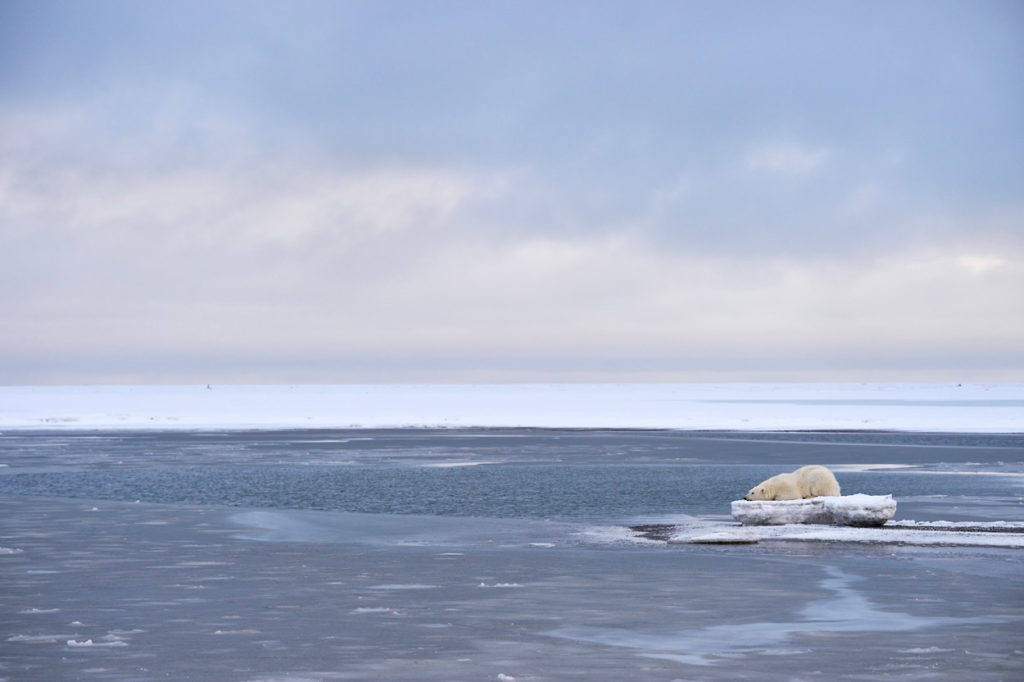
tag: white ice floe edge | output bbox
[668,523,1024,548]
[889,520,1024,529]
[1,383,1022,433]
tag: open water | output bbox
[1,429,1022,680]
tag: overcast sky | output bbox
[2,0,1022,384]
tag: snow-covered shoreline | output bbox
[1,383,1022,433]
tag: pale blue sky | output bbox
[1,0,1022,383]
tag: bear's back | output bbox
[794,465,840,497]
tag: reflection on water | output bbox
[547,565,994,665]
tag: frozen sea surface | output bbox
[2,382,1023,432]
[1,428,1023,681]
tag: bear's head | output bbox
[744,486,770,501]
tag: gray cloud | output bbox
[2,0,1022,383]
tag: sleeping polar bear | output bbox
[744,465,841,501]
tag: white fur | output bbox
[744,465,841,501]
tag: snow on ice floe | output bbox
[1,383,1022,432]
[665,520,1024,548]
[731,494,897,527]
[888,519,1024,530]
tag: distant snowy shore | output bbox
[1,383,1021,432]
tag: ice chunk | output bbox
[825,494,897,527]
[66,639,127,647]
[731,495,896,527]
[730,498,834,526]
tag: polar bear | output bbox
[743,465,841,501]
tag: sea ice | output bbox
[731,494,897,527]
[66,639,128,648]
[687,532,760,545]
[2,383,1021,432]
[547,565,995,665]
[8,634,73,643]
[826,494,898,526]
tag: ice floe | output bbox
[667,521,1024,548]
[887,520,1024,531]
[731,494,897,527]
[621,496,1024,548]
